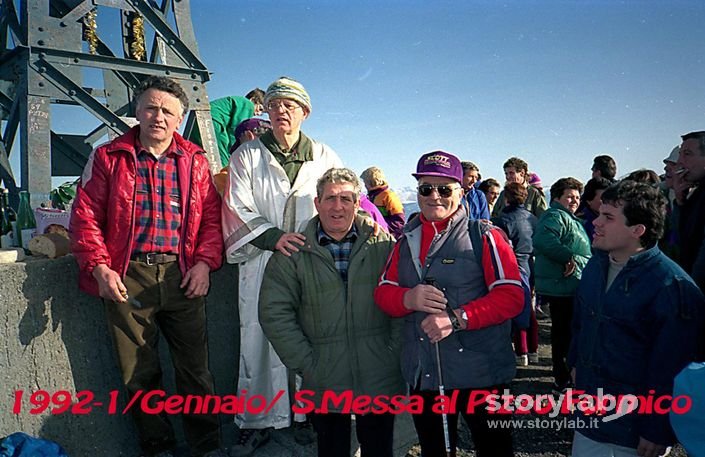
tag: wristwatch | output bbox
[446,307,462,332]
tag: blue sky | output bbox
[190,0,705,196]
[11,0,705,199]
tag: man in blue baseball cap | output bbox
[375,150,524,457]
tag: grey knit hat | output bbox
[264,76,311,113]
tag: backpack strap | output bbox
[468,218,492,268]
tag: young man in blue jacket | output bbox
[460,160,490,220]
[568,180,705,457]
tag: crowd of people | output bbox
[68,75,705,457]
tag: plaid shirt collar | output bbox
[317,221,358,285]
[135,136,182,158]
[317,222,358,246]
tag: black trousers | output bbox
[310,412,395,457]
[544,294,575,387]
[411,388,513,457]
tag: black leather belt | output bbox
[131,253,178,265]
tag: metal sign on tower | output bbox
[0,0,219,207]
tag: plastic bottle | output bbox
[16,191,36,251]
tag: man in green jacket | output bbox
[259,168,404,457]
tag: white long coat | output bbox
[222,137,342,429]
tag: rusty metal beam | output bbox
[2,0,218,198]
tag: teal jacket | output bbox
[532,200,591,296]
[259,215,404,411]
[186,96,255,167]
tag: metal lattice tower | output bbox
[0,0,219,207]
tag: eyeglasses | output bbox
[266,100,302,112]
[417,184,459,198]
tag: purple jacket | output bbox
[359,194,389,232]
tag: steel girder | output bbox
[0,0,219,205]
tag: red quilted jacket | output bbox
[69,126,223,297]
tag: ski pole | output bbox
[425,277,452,456]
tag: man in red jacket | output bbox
[70,76,225,457]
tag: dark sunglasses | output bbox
[417,184,459,198]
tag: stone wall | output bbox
[0,256,239,456]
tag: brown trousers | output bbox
[105,260,220,457]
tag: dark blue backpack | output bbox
[671,362,705,456]
[468,219,532,329]
[0,433,68,457]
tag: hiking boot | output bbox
[293,420,315,445]
[528,352,540,364]
[230,428,271,457]
[516,354,528,367]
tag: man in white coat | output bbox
[222,76,343,456]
